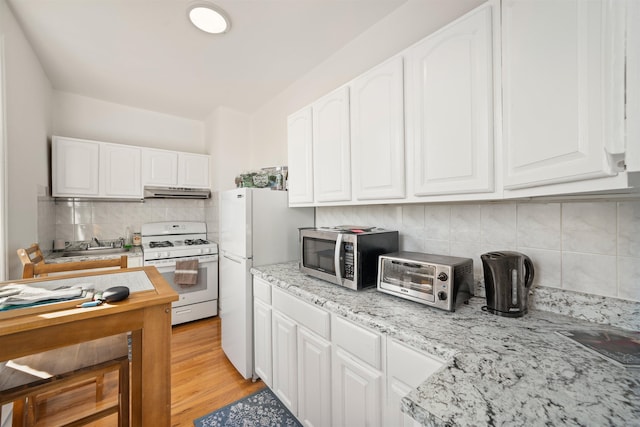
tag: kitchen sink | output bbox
[61,239,129,257]
[61,247,130,257]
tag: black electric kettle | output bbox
[481,251,535,317]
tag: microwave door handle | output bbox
[334,234,343,284]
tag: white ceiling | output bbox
[7,0,472,120]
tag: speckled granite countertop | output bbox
[251,262,640,427]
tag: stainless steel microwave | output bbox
[299,226,399,290]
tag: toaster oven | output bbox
[377,252,474,311]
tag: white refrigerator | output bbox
[219,187,314,379]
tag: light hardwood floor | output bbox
[29,316,265,426]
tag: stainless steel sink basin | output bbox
[60,238,129,257]
[61,247,130,257]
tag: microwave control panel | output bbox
[343,242,354,280]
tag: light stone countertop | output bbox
[251,262,640,427]
[45,247,143,264]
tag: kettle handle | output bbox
[523,255,535,288]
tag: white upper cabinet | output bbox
[142,148,178,187]
[142,148,210,188]
[351,56,405,200]
[501,0,627,190]
[178,153,210,188]
[312,86,352,203]
[405,3,495,196]
[52,136,100,197]
[287,107,314,204]
[100,143,142,198]
[53,136,141,199]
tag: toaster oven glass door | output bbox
[380,259,436,301]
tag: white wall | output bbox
[52,91,205,152]
[248,0,486,169]
[205,106,251,191]
[1,0,52,280]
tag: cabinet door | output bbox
[178,153,210,188]
[312,86,351,202]
[253,299,272,387]
[351,56,405,200]
[298,328,332,427]
[287,108,314,204]
[142,148,178,186]
[101,143,142,198]
[502,0,626,189]
[406,4,494,196]
[385,339,444,427]
[272,311,298,414]
[332,348,383,427]
[52,136,100,197]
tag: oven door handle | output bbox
[334,233,343,284]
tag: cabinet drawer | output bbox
[387,339,444,387]
[253,277,272,304]
[272,287,330,339]
[332,315,382,370]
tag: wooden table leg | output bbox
[140,303,173,425]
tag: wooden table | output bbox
[0,267,178,426]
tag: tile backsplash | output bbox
[37,192,220,251]
[316,199,640,303]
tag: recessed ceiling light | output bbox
[188,3,230,34]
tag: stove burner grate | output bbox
[149,241,173,248]
[184,239,209,246]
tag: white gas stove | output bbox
[141,221,219,325]
[141,222,218,262]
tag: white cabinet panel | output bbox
[502,0,626,189]
[312,86,351,202]
[253,298,272,387]
[298,328,332,427]
[272,311,298,414]
[142,148,210,188]
[101,143,142,198]
[178,153,210,188]
[52,136,100,197]
[53,136,142,198]
[287,108,314,204]
[351,56,405,200]
[385,339,444,426]
[406,4,494,196]
[332,348,383,427]
[142,148,178,187]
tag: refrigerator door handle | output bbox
[334,233,343,284]
[223,253,243,264]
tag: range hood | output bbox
[144,186,211,199]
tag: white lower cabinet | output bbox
[332,348,384,427]
[331,314,384,427]
[297,327,332,427]
[252,277,446,427]
[253,298,272,387]
[272,311,299,413]
[385,339,445,427]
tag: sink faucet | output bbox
[92,237,103,247]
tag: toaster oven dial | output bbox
[437,272,448,281]
[437,291,448,301]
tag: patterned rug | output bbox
[194,387,302,427]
